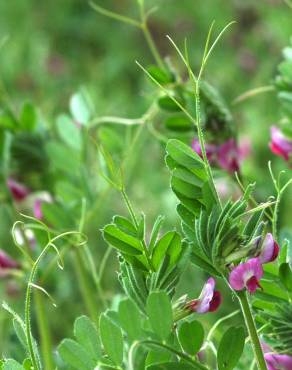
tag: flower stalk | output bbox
[237,291,268,370]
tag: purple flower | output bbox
[259,233,279,264]
[229,257,263,293]
[33,199,43,220]
[187,277,222,313]
[264,353,292,370]
[217,139,241,173]
[192,138,217,162]
[7,178,30,202]
[270,126,292,161]
[192,137,250,174]
[0,250,19,278]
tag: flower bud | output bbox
[259,233,279,264]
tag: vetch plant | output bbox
[0,1,292,370]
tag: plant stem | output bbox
[272,193,280,240]
[141,22,164,70]
[237,291,267,370]
[73,249,98,324]
[232,85,275,105]
[34,290,54,370]
[138,1,165,70]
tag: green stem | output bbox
[34,290,54,370]
[237,291,267,370]
[272,193,280,240]
[73,249,98,324]
[138,1,164,70]
[25,231,80,370]
[141,22,164,70]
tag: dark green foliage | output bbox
[165,138,267,274]
[217,327,245,370]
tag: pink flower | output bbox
[270,126,292,161]
[187,278,222,313]
[229,257,263,293]
[264,353,292,370]
[192,138,217,162]
[33,199,43,220]
[0,250,19,278]
[192,137,250,173]
[217,139,241,173]
[7,178,30,202]
[259,233,279,264]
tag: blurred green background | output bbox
[0,0,291,362]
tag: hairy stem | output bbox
[34,290,54,370]
[237,291,267,370]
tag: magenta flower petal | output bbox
[270,126,292,161]
[265,353,292,370]
[0,250,18,269]
[217,139,240,173]
[33,199,43,220]
[229,258,263,293]
[259,233,279,264]
[188,277,222,313]
[192,138,217,162]
[7,178,29,202]
[0,250,19,277]
[208,290,222,312]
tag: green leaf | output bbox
[114,215,137,236]
[21,359,32,370]
[74,315,101,361]
[166,139,205,172]
[279,263,292,291]
[158,96,183,112]
[165,115,192,132]
[103,224,143,255]
[146,291,173,340]
[147,65,174,85]
[70,90,92,125]
[152,231,182,271]
[12,318,27,350]
[118,298,143,341]
[171,176,202,199]
[3,359,24,370]
[190,252,221,276]
[149,215,165,252]
[56,114,82,150]
[46,141,80,173]
[137,213,145,240]
[217,326,245,370]
[58,338,95,370]
[19,102,37,131]
[55,181,83,203]
[99,313,123,366]
[178,320,204,355]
